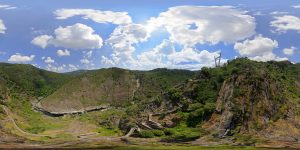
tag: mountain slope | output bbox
[123,58,300,144]
[38,68,196,114]
[0,59,299,147]
[0,63,74,98]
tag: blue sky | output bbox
[0,0,299,72]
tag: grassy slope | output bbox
[0,63,73,97]
[40,68,195,112]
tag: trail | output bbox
[0,104,51,137]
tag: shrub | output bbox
[168,88,181,103]
[139,130,155,138]
[163,128,175,136]
[187,102,215,127]
[162,132,200,142]
[152,130,165,137]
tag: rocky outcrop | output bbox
[208,71,299,141]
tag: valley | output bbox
[0,58,299,149]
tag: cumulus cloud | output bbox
[271,15,300,33]
[102,6,255,69]
[8,53,35,63]
[234,35,287,61]
[32,23,103,49]
[31,35,53,48]
[134,45,225,70]
[283,46,296,56]
[0,19,6,34]
[103,37,225,70]
[147,6,256,46]
[57,49,70,57]
[105,23,149,64]
[44,57,55,64]
[54,9,132,25]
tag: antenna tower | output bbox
[214,52,221,67]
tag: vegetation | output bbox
[0,58,299,148]
[0,63,73,97]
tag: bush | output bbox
[162,132,200,142]
[139,130,155,138]
[163,128,175,136]
[152,130,165,137]
[168,88,181,103]
[187,102,215,127]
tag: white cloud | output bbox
[283,46,296,56]
[270,11,288,15]
[105,23,149,64]
[102,38,226,70]
[234,35,287,61]
[102,6,255,69]
[292,5,300,8]
[80,58,90,65]
[31,35,53,48]
[134,45,225,70]
[84,50,93,58]
[44,57,55,64]
[57,49,70,57]
[234,35,278,56]
[147,6,256,46]
[0,4,16,10]
[45,63,78,72]
[68,64,78,71]
[32,23,103,50]
[54,9,132,25]
[46,64,65,72]
[80,50,94,66]
[271,15,300,33]
[0,19,6,34]
[8,53,35,63]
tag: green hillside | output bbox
[0,59,299,148]
[39,68,196,114]
[119,58,300,145]
[0,63,74,98]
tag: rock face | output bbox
[206,64,300,141]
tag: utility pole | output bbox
[214,52,221,67]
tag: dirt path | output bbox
[1,104,51,137]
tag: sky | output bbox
[0,0,299,72]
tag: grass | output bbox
[94,127,122,136]
[7,97,66,134]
